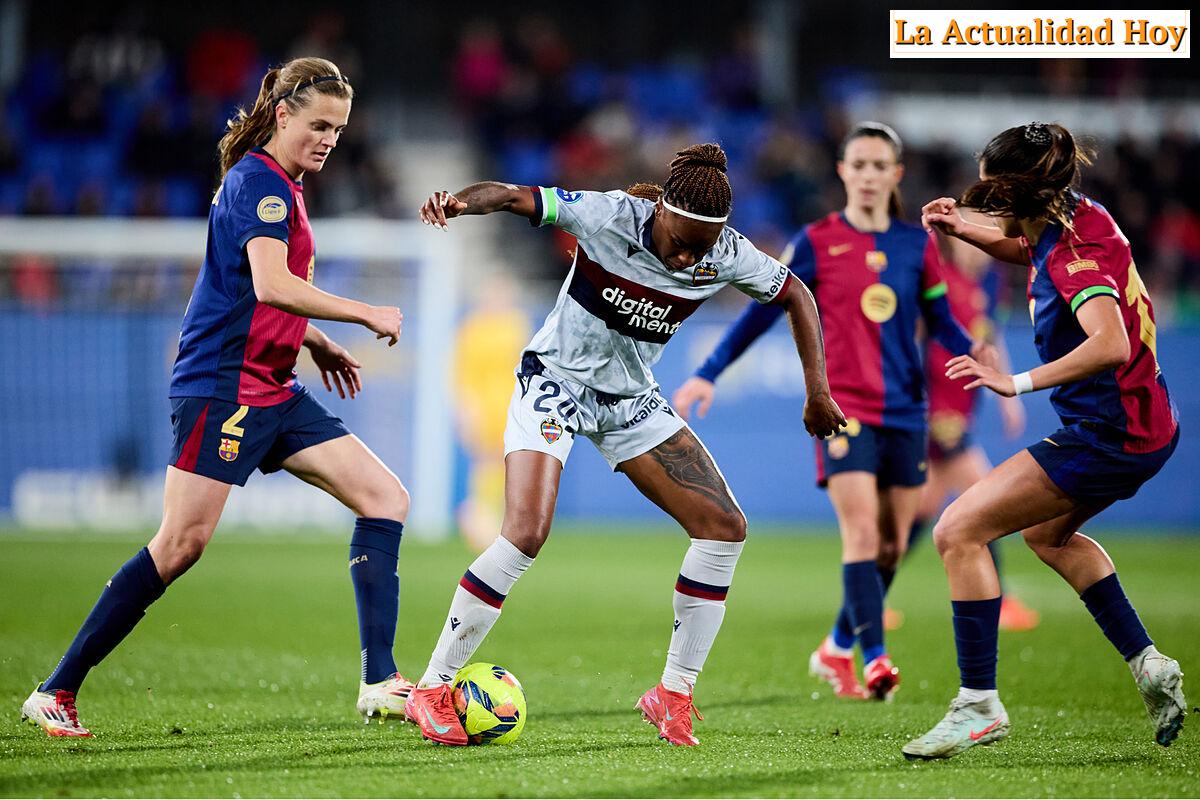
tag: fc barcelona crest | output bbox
[218,438,240,462]
[865,250,888,272]
[540,418,563,444]
[692,263,719,285]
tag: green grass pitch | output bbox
[1,526,1197,797]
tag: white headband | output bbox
[661,199,728,224]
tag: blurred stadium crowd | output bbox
[2,10,1199,319]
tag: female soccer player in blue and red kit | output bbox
[904,122,1185,759]
[22,58,415,737]
[674,123,987,700]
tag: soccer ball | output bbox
[452,663,527,745]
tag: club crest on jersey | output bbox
[865,250,888,272]
[555,188,583,204]
[692,263,719,286]
[218,438,240,462]
[827,435,850,460]
[257,196,287,223]
[540,417,564,444]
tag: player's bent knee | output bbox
[357,475,410,521]
[689,509,746,542]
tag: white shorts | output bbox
[503,354,687,469]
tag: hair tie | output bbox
[275,74,350,103]
[1024,122,1051,146]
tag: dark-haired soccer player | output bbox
[674,123,989,701]
[404,143,846,747]
[22,58,414,737]
[905,122,1184,759]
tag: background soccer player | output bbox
[403,143,845,747]
[904,213,1039,633]
[673,123,989,701]
[21,58,415,737]
[904,122,1185,760]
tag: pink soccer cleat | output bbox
[809,636,867,699]
[404,684,468,746]
[636,683,704,746]
[865,654,901,701]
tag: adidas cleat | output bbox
[356,671,415,724]
[635,683,703,746]
[1130,647,1186,747]
[21,689,92,738]
[404,684,468,746]
[864,654,901,701]
[809,636,867,699]
[903,694,1009,760]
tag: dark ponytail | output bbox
[959,122,1094,229]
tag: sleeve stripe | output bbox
[922,282,948,301]
[539,186,559,225]
[1070,284,1119,313]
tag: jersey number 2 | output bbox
[221,405,250,437]
[532,379,577,419]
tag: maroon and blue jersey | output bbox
[1024,194,1177,454]
[170,147,315,406]
[926,261,1000,441]
[697,212,972,432]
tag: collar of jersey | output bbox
[1029,220,1063,266]
[251,147,303,187]
[838,211,892,236]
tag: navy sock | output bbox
[350,517,403,684]
[1080,573,1153,661]
[951,597,1001,690]
[831,605,855,650]
[42,547,165,694]
[842,560,886,663]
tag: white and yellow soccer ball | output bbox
[452,663,526,745]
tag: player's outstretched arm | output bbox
[419,182,537,229]
[921,197,1029,266]
[778,279,846,438]
[945,296,1129,396]
[247,237,402,346]
[304,324,363,399]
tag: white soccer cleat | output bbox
[902,693,1009,760]
[21,688,92,737]
[356,671,415,724]
[1130,647,1186,747]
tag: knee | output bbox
[877,539,904,571]
[1021,528,1062,562]
[151,523,211,581]
[501,507,554,557]
[357,475,411,522]
[689,508,747,543]
[841,518,879,558]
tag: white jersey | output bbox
[525,186,793,397]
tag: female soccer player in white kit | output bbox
[405,144,846,746]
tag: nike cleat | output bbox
[21,689,92,737]
[864,655,901,701]
[356,671,415,724]
[902,694,1010,760]
[809,636,867,699]
[636,683,703,746]
[1130,647,1186,747]
[404,684,468,746]
[998,595,1040,632]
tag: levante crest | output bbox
[540,418,563,444]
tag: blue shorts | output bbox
[929,428,974,463]
[1027,422,1179,505]
[169,388,350,486]
[815,422,927,489]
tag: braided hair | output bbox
[660,143,732,219]
[959,122,1094,230]
[625,181,664,201]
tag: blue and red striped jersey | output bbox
[1025,194,1177,453]
[697,213,971,431]
[170,147,315,406]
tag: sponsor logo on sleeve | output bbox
[257,195,288,223]
[555,188,583,204]
[1066,259,1100,275]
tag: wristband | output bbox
[1012,371,1034,395]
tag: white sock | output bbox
[419,536,534,686]
[956,686,1000,705]
[661,539,743,693]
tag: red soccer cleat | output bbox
[865,655,901,701]
[636,683,704,746]
[404,684,468,746]
[809,636,867,699]
[999,595,1040,632]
